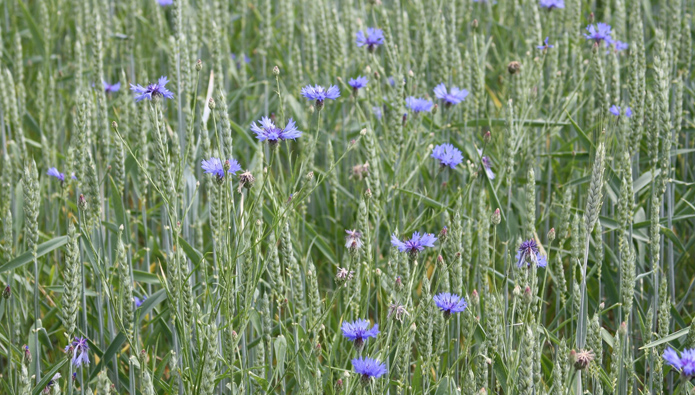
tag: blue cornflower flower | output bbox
[606,40,629,54]
[613,41,629,51]
[349,76,369,93]
[584,23,613,44]
[405,97,433,113]
[64,337,90,367]
[391,232,437,259]
[231,53,251,69]
[47,167,66,182]
[158,0,173,5]
[663,347,695,377]
[431,144,464,169]
[342,319,379,350]
[609,105,632,118]
[537,37,554,50]
[134,296,147,308]
[372,106,383,120]
[130,76,175,102]
[103,81,121,94]
[539,0,564,9]
[516,239,547,268]
[356,28,385,52]
[301,85,340,109]
[201,157,242,183]
[352,356,387,385]
[433,292,468,318]
[477,149,495,179]
[251,116,302,145]
[433,83,469,106]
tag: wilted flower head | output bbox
[663,347,695,377]
[405,97,433,113]
[201,157,242,183]
[342,319,379,351]
[352,356,387,384]
[251,117,302,144]
[130,76,175,102]
[433,292,468,319]
[349,76,369,90]
[301,85,340,109]
[516,239,547,268]
[103,81,121,93]
[64,336,90,367]
[507,61,521,74]
[539,0,564,9]
[134,296,147,307]
[47,167,66,182]
[391,232,437,259]
[335,267,355,286]
[537,37,554,50]
[356,28,385,52]
[432,144,464,169]
[345,229,364,251]
[584,23,613,44]
[573,349,595,370]
[388,303,409,322]
[433,83,469,106]
[238,171,256,192]
[609,105,632,118]
[351,162,370,180]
